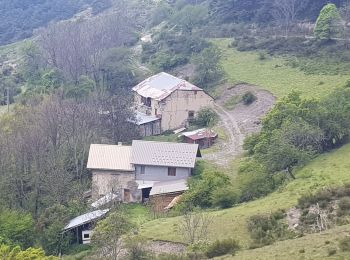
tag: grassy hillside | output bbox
[213,39,350,99]
[140,143,350,247]
[227,224,350,259]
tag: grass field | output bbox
[227,224,350,259]
[140,143,350,248]
[213,39,350,99]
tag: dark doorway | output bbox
[142,188,152,202]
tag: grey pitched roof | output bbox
[64,209,110,231]
[150,179,188,196]
[131,140,200,168]
[87,144,134,171]
[132,72,203,101]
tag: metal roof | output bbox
[181,128,218,141]
[64,209,110,231]
[134,111,160,126]
[132,72,203,101]
[150,179,188,196]
[87,144,134,171]
[132,140,200,168]
[91,193,118,208]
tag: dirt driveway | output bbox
[203,84,276,166]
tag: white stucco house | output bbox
[87,140,201,206]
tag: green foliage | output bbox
[315,4,342,40]
[181,168,231,208]
[235,160,286,202]
[193,107,219,127]
[242,91,257,105]
[0,0,110,45]
[206,238,240,258]
[339,237,350,251]
[0,244,58,260]
[0,209,35,249]
[193,46,224,88]
[247,211,295,248]
[245,88,350,180]
[170,5,208,34]
[92,210,135,257]
[211,186,239,209]
[36,204,72,255]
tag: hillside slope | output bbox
[214,39,350,99]
[228,224,350,259]
[141,143,350,247]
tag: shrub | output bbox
[327,247,337,256]
[193,107,219,127]
[206,239,240,258]
[247,211,294,247]
[211,186,239,209]
[242,91,257,105]
[338,197,350,211]
[339,237,350,252]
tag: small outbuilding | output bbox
[63,209,110,244]
[181,128,218,149]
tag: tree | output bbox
[272,0,303,37]
[193,46,223,88]
[170,5,208,34]
[178,210,213,245]
[315,3,342,40]
[92,211,134,259]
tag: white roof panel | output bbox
[91,193,118,208]
[132,72,203,101]
[150,179,188,196]
[64,209,110,230]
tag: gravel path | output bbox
[203,84,276,167]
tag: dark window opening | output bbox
[168,167,177,176]
[140,166,145,174]
[188,111,195,120]
[141,96,152,107]
[83,234,90,239]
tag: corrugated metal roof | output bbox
[87,144,134,171]
[150,179,188,196]
[132,72,203,101]
[91,193,118,208]
[181,128,218,141]
[132,140,199,168]
[64,209,109,230]
[135,111,160,125]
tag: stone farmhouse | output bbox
[87,140,201,208]
[132,72,214,137]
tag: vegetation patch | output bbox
[213,38,350,98]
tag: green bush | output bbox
[339,237,350,252]
[211,186,239,209]
[0,209,35,249]
[242,91,257,105]
[193,107,219,127]
[206,239,240,258]
[247,211,294,248]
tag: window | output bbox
[168,167,176,176]
[140,166,145,174]
[188,111,195,120]
[141,97,152,107]
[83,234,90,239]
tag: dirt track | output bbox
[203,84,276,166]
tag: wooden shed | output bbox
[181,128,218,149]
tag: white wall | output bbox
[135,165,191,182]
